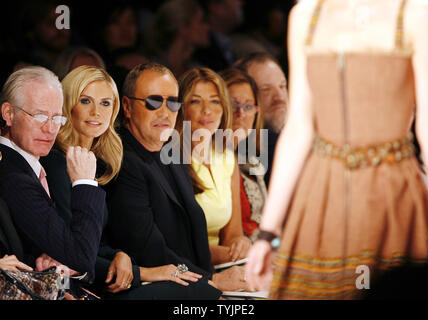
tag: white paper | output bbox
[221,290,269,299]
[214,258,248,270]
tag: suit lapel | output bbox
[0,144,51,201]
[0,144,35,177]
[119,127,213,273]
[120,127,184,211]
[147,157,184,211]
[169,164,193,207]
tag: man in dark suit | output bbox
[235,53,289,187]
[0,66,105,274]
[106,62,247,298]
[0,197,24,259]
[0,197,34,272]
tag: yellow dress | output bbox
[192,148,235,245]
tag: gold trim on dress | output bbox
[312,132,416,169]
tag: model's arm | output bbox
[409,1,428,165]
[245,2,316,290]
[258,9,315,235]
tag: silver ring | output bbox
[171,269,180,277]
[177,264,188,273]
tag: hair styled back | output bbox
[0,66,62,131]
[121,62,177,125]
[177,67,232,194]
[1,66,62,108]
[219,67,264,154]
[122,62,177,99]
[56,65,123,185]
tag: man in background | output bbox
[236,52,289,186]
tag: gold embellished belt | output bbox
[313,133,416,169]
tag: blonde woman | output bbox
[39,65,132,295]
[41,66,122,221]
[177,67,252,265]
[41,65,204,299]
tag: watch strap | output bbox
[257,230,280,249]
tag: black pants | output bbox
[102,277,221,300]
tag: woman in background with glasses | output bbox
[220,68,267,242]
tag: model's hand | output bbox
[66,146,96,183]
[228,236,252,261]
[106,251,134,293]
[212,265,248,291]
[245,241,273,291]
[139,265,202,287]
[0,254,33,272]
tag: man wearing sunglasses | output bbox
[106,63,247,299]
[0,66,105,276]
[105,62,220,299]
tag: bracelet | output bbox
[256,230,281,249]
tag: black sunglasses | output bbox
[127,95,182,112]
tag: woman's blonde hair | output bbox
[177,67,233,194]
[56,65,123,185]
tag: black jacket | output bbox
[0,197,24,259]
[106,127,214,277]
[40,149,141,288]
[0,144,105,273]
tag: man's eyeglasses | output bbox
[127,95,182,112]
[13,105,67,126]
[231,102,259,113]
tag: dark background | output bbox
[0,0,295,88]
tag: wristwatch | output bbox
[256,230,281,249]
